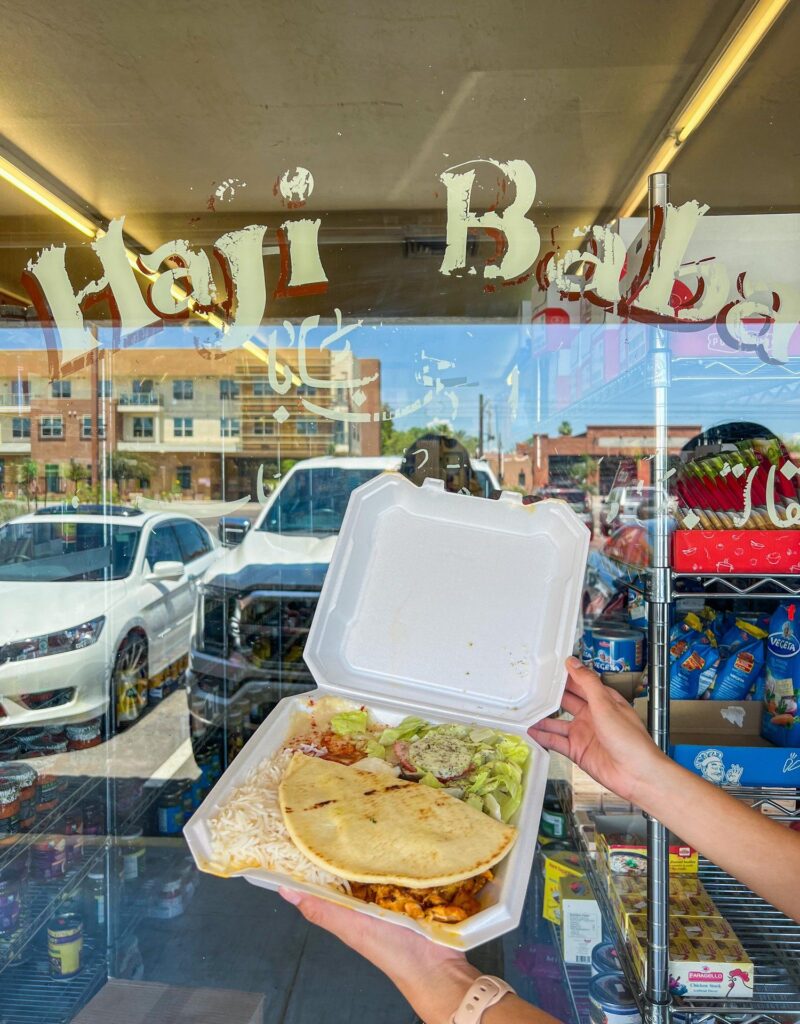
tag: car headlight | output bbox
[1,617,105,663]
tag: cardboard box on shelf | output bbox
[74,981,264,1024]
[634,699,800,788]
[629,926,754,1000]
[608,874,705,899]
[560,874,602,965]
[595,814,698,875]
[601,671,646,702]
[541,849,583,925]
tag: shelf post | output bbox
[645,170,672,1024]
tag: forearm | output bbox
[634,757,800,921]
[393,958,561,1024]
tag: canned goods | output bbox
[48,913,83,977]
[591,941,622,977]
[593,627,646,674]
[581,625,595,666]
[589,973,640,1024]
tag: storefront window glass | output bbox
[0,4,798,1024]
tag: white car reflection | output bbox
[0,505,220,734]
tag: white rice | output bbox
[207,747,349,891]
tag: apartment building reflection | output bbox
[0,343,381,501]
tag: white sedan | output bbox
[0,505,220,733]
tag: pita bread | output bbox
[278,753,517,887]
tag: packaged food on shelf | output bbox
[0,739,22,761]
[593,626,646,675]
[595,814,698,875]
[542,849,584,925]
[763,603,800,747]
[0,762,37,831]
[634,698,800,787]
[588,972,641,1024]
[560,874,602,965]
[709,622,767,701]
[0,778,21,839]
[156,784,186,836]
[65,719,103,750]
[48,912,83,978]
[185,476,588,950]
[36,765,63,814]
[32,836,67,880]
[608,874,704,899]
[591,941,622,977]
[629,924,755,999]
[670,633,719,700]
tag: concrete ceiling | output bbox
[0,0,795,318]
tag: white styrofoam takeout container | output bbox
[185,474,589,948]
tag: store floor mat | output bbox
[73,980,264,1024]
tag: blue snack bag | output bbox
[670,635,720,700]
[710,626,766,701]
[763,604,800,747]
[669,612,703,665]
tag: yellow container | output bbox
[48,913,83,977]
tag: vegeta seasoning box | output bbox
[763,603,800,747]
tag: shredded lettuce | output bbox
[365,739,387,759]
[497,736,530,766]
[378,716,429,746]
[419,772,442,789]
[330,711,369,736]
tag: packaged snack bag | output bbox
[710,622,767,701]
[670,635,720,700]
[763,603,800,747]
[670,613,703,663]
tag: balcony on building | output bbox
[117,391,163,409]
[0,385,31,412]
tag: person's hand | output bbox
[528,657,668,805]
[279,888,471,993]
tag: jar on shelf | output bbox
[147,876,184,919]
[66,720,103,751]
[0,763,38,831]
[0,779,21,840]
[60,810,84,868]
[31,836,67,881]
[82,871,106,940]
[155,786,185,836]
[189,696,208,742]
[195,748,221,796]
[26,736,68,757]
[35,767,62,814]
[48,912,83,978]
[82,801,105,837]
[118,827,146,882]
[0,739,21,761]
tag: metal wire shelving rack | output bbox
[540,174,800,1024]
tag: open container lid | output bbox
[304,475,589,729]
